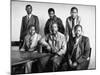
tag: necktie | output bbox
[76,45,80,59]
[29,36,32,49]
[72,18,75,28]
[73,39,80,59]
[27,16,30,23]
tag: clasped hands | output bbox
[46,45,58,54]
[69,59,78,67]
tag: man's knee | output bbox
[26,61,33,67]
[39,56,50,68]
[52,56,62,66]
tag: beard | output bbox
[76,33,81,38]
[52,30,57,35]
[30,31,35,36]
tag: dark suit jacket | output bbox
[67,35,90,64]
[66,16,81,39]
[44,15,65,35]
[20,15,39,41]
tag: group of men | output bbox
[19,4,91,73]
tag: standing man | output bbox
[66,7,81,42]
[20,4,39,48]
[40,22,66,72]
[67,25,91,70]
[44,8,65,35]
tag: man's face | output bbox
[71,9,78,18]
[52,23,58,34]
[74,26,82,37]
[30,27,35,35]
[49,11,55,18]
[26,6,32,15]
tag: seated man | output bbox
[40,22,67,72]
[20,25,42,73]
[67,25,91,70]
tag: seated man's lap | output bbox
[51,55,63,66]
[39,54,63,72]
[77,61,89,70]
[39,55,51,70]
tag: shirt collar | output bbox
[50,32,58,38]
[71,15,78,20]
[75,35,82,43]
[27,13,32,19]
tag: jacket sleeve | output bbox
[77,37,90,64]
[78,16,81,24]
[20,36,27,49]
[35,16,39,33]
[58,18,65,34]
[20,17,25,41]
[66,18,70,42]
[44,20,49,35]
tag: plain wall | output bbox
[11,1,95,69]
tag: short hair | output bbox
[26,4,32,9]
[28,25,35,31]
[71,7,78,12]
[48,8,55,14]
[74,24,82,31]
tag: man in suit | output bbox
[67,25,91,70]
[44,8,65,35]
[20,4,39,48]
[66,7,81,42]
[20,25,41,73]
[40,22,66,72]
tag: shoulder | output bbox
[25,34,30,40]
[82,36,89,42]
[45,18,51,24]
[56,16,62,21]
[22,15,27,19]
[58,32,65,39]
[66,16,71,21]
[32,15,39,19]
[77,15,81,21]
[47,18,51,22]
[57,17,61,20]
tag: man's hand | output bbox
[20,48,25,51]
[72,62,78,67]
[52,47,58,53]
[29,48,34,51]
[51,55,58,61]
[69,59,72,65]
[47,45,51,50]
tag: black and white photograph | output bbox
[11,0,96,74]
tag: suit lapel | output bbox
[78,36,84,54]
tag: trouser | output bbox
[19,40,24,49]
[76,61,89,70]
[52,55,63,72]
[39,54,63,72]
[70,61,89,70]
[25,61,33,73]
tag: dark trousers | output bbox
[39,54,63,72]
[69,61,89,70]
[76,61,89,70]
